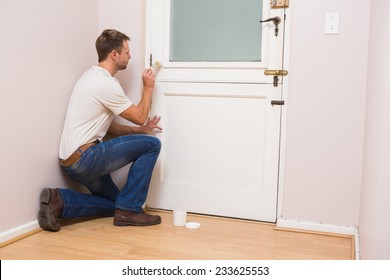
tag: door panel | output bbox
[148,83,281,222]
[146,0,287,222]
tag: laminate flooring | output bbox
[0,211,354,260]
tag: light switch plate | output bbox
[325,12,340,34]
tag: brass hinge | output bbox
[270,0,289,9]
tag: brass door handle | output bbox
[260,16,281,36]
[260,16,281,25]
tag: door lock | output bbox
[260,16,281,37]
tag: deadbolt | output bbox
[264,69,288,87]
[264,69,288,76]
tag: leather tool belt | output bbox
[60,140,100,167]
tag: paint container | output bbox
[173,210,187,226]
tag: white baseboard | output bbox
[276,217,360,259]
[0,220,40,245]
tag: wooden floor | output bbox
[0,211,354,260]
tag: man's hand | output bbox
[141,115,162,134]
[108,116,162,137]
[142,68,156,89]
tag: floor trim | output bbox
[0,220,41,248]
[276,217,360,259]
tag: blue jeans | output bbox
[58,134,161,219]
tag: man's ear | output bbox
[110,50,118,60]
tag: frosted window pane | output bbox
[170,0,263,62]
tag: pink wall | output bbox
[282,0,370,226]
[0,0,145,236]
[0,0,98,233]
[97,0,145,188]
[359,0,390,260]
[98,0,144,103]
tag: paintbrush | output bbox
[151,61,163,73]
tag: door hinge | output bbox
[270,0,289,9]
[271,100,285,106]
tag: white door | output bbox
[146,0,288,222]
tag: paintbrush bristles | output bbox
[151,61,162,72]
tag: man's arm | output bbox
[119,69,155,125]
[107,122,142,137]
[108,116,162,137]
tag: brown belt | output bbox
[60,140,100,167]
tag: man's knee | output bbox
[150,136,161,151]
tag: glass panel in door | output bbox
[170,0,263,62]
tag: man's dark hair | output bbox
[95,29,130,62]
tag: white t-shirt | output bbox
[59,66,132,159]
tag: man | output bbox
[38,29,162,232]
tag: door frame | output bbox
[142,0,291,223]
[275,3,290,223]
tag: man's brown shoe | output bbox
[113,208,161,226]
[38,188,63,232]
